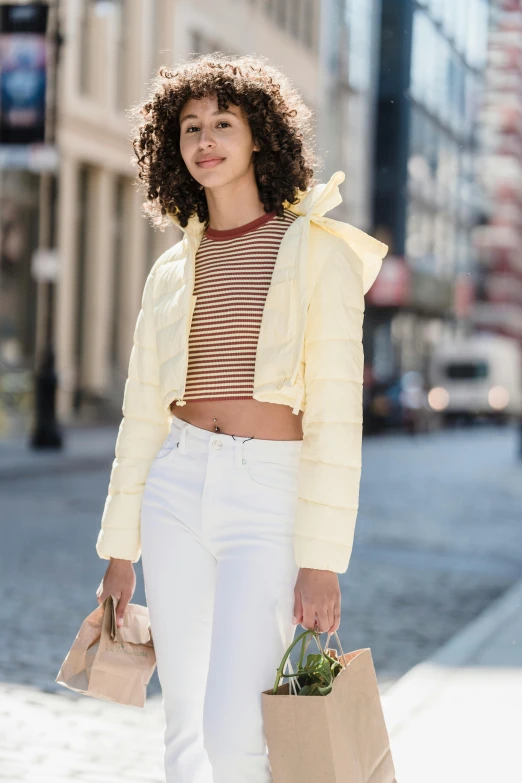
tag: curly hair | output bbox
[128,52,322,230]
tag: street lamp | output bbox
[30,0,63,448]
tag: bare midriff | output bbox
[169,398,304,441]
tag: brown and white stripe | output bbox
[183,207,299,402]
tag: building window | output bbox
[302,0,315,50]
[466,0,489,70]
[110,177,125,373]
[346,0,373,91]
[115,0,129,111]
[74,165,90,412]
[276,0,287,27]
[191,30,227,56]
[265,0,276,20]
[289,0,301,40]
[149,0,160,74]
[262,0,315,49]
[78,0,92,96]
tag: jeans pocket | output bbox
[243,457,299,492]
[153,428,178,461]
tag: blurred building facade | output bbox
[0,3,52,435]
[53,0,178,420]
[369,0,490,385]
[474,0,522,345]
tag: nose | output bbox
[198,129,216,147]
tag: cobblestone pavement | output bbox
[1,423,521,780]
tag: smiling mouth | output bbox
[197,158,225,168]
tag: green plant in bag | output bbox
[272,629,345,697]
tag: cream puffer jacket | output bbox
[96,170,388,573]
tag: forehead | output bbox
[180,96,242,122]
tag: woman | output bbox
[95,53,386,783]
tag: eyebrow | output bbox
[179,109,238,124]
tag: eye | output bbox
[185,121,231,133]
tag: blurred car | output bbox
[427,333,522,425]
[364,371,440,435]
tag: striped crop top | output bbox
[183,207,299,402]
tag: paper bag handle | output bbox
[275,601,346,663]
[108,594,153,645]
[273,602,347,695]
[275,602,299,695]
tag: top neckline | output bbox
[204,209,278,240]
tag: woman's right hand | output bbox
[96,557,136,627]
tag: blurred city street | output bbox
[1,421,521,779]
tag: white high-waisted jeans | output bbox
[140,413,302,783]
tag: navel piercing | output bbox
[213,417,221,434]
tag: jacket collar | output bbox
[166,169,388,293]
[166,170,346,237]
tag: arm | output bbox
[294,240,367,574]
[96,263,170,563]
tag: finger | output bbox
[331,602,341,633]
[324,607,333,636]
[316,608,330,634]
[116,593,130,627]
[302,604,316,631]
[293,591,303,625]
[96,583,107,605]
[326,603,337,634]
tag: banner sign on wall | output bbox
[0,4,49,145]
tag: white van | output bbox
[427,333,522,422]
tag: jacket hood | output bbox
[167,170,387,294]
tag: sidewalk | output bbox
[0,684,165,782]
[0,425,119,480]
[2,577,521,780]
[381,575,522,782]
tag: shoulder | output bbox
[309,222,364,286]
[144,238,187,299]
[310,219,387,295]
[151,238,186,276]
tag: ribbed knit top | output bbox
[182,207,299,402]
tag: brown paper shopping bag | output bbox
[55,594,156,708]
[261,603,396,783]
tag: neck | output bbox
[204,169,266,231]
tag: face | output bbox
[179,94,260,188]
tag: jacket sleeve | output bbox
[96,263,170,562]
[294,241,369,573]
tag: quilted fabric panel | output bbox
[96,263,170,561]
[293,242,366,573]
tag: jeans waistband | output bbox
[169,413,303,464]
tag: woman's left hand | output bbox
[293,568,341,634]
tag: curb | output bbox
[380,574,522,737]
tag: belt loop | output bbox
[234,436,244,467]
[177,423,189,454]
